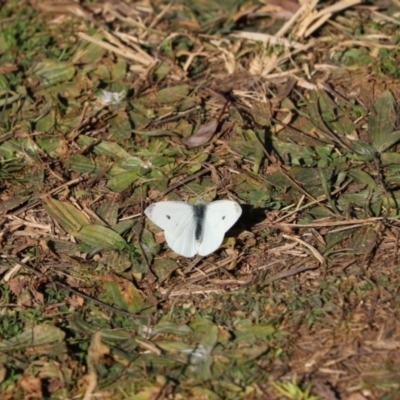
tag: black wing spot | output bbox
[166,215,171,219]
[222,215,226,220]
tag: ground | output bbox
[1,0,400,399]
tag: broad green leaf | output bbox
[0,195,31,213]
[72,39,107,64]
[43,198,90,233]
[107,250,132,273]
[155,84,190,103]
[347,169,376,188]
[35,110,56,132]
[96,201,118,226]
[234,323,275,342]
[77,136,131,159]
[368,90,397,152]
[153,320,192,335]
[101,279,145,312]
[77,224,126,251]
[0,324,65,350]
[382,152,400,166]
[36,137,68,158]
[66,154,109,174]
[346,226,377,254]
[31,60,75,86]
[107,171,138,192]
[108,112,132,139]
[153,258,179,281]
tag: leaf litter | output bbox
[1,0,400,398]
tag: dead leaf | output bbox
[0,364,6,384]
[265,0,300,14]
[8,277,27,297]
[66,294,85,308]
[31,288,44,305]
[83,331,110,400]
[88,331,110,363]
[347,394,368,400]
[181,120,218,148]
[19,375,43,399]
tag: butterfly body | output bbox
[145,200,242,257]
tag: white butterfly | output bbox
[145,200,242,257]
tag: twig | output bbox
[5,177,86,218]
[158,168,210,197]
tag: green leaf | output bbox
[153,258,179,281]
[77,136,131,159]
[0,324,65,350]
[368,90,399,152]
[347,169,376,188]
[108,112,133,139]
[346,226,377,255]
[101,279,145,313]
[155,84,190,103]
[96,201,118,226]
[66,154,109,174]
[77,224,126,251]
[153,320,192,335]
[31,60,76,86]
[107,171,138,192]
[43,198,90,233]
[72,37,107,64]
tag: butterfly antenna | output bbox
[176,178,205,201]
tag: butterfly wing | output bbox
[197,200,242,256]
[144,201,198,257]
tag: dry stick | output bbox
[0,132,13,144]
[271,116,331,146]
[75,0,157,66]
[1,254,149,321]
[145,99,227,137]
[4,177,85,220]
[282,234,325,265]
[261,217,383,229]
[161,254,242,299]
[5,164,112,221]
[146,106,201,126]
[261,263,320,287]
[274,179,352,223]
[158,168,210,197]
[7,186,157,302]
[73,0,156,66]
[174,254,242,290]
[67,102,92,142]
